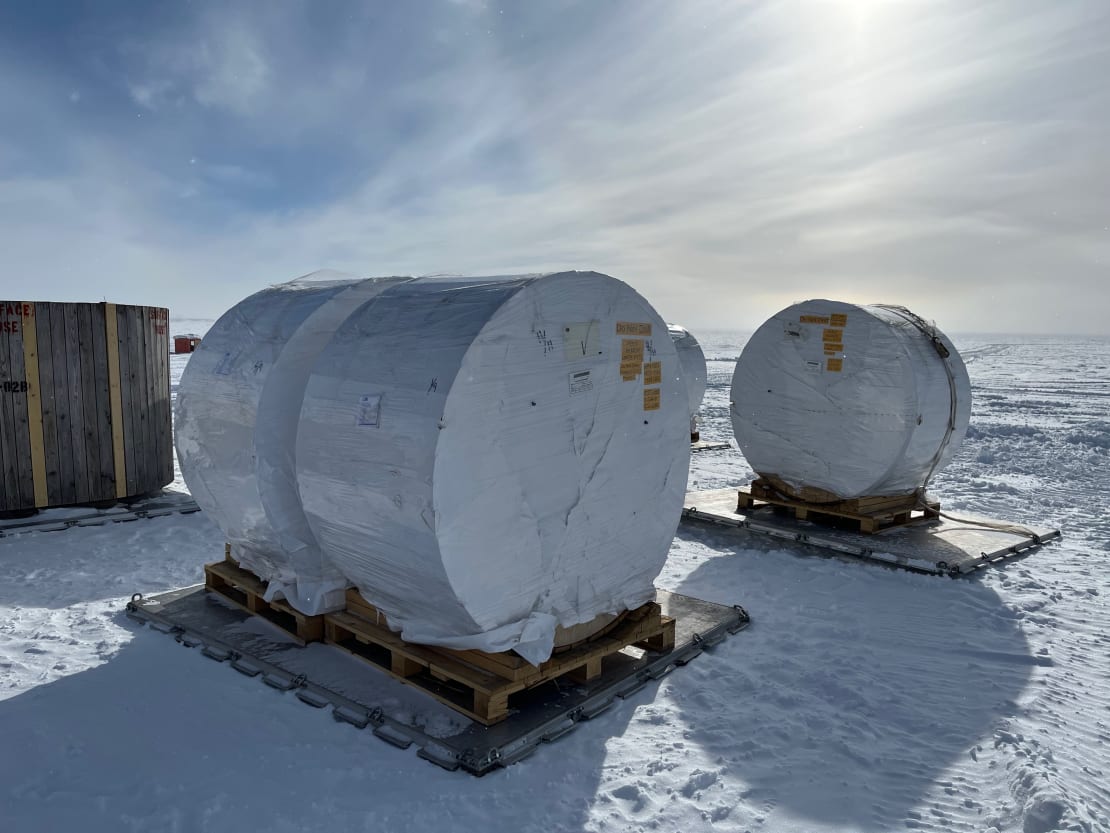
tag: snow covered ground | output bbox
[2,329,1108,833]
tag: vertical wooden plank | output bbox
[0,310,16,509]
[63,304,89,504]
[77,306,102,501]
[49,304,76,505]
[154,307,169,487]
[9,305,35,508]
[91,304,114,500]
[123,306,146,494]
[104,302,128,499]
[138,307,155,493]
[152,307,168,486]
[33,305,59,506]
[161,308,173,483]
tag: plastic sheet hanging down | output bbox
[297,272,691,664]
[175,271,410,613]
[668,325,707,436]
[730,300,971,500]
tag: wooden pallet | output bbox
[737,479,940,534]
[205,549,676,723]
[204,555,325,645]
[326,595,676,725]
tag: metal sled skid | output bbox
[682,488,1061,577]
[691,439,732,453]
[125,585,750,776]
[0,491,200,539]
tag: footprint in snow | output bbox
[681,769,720,799]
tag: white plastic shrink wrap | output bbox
[175,272,409,613]
[297,271,690,664]
[730,300,971,500]
[668,325,707,437]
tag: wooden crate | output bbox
[328,592,675,725]
[0,301,173,512]
[204,557,325,645]
[738,478,940,534]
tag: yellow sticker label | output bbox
[621,338,645,362]
[620,360,641,381]
[822,328,843,343]
[829,313,848,327]
[827,358,843,372]
[616,321,652,336]
[823,343,843,355]
[643,388,661,411]
[643,361,662,385]
[799,314,829,325]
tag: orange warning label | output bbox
[827,358,843,372]
[799,315,829,325]
[616,321,652,336]
[643,388,661,411]
[620,339,644,380]
[643,361,662,385]
[621,339,644,361]
[829,313,848,327]
[823,343,843,355]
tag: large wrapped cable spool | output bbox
[175,272,409,613]
[730,300,971,502]
[668,325,707,441]
[296,271,690,664]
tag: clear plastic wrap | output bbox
[175,272,409,613]
[296,271,690,664]
[668,325,707,437]
[730,300,971,500]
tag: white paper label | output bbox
[563,321,601,361]
[357,394,382,427]
[805,360,821,373]
[213,351,237,375]
[569,370,593,395]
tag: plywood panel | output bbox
[90,304,115,499]
[63,304,89,504]
[76,305,103,501]
[35,309,61,506]
[0,310,17,505]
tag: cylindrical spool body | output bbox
[174,272,409,613]
[668,325,707,436]
[730,300,971,501]
[297,272,690,664]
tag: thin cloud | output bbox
[0,0,1107,334]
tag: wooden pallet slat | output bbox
[324,602,676,725]
[739,478,940,534]
[204,559,325,645]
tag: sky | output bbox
[1,0,1108,335]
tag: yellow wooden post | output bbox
[104,303,127,498]
[20,304,49,507]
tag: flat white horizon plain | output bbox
[0,324,1107,833]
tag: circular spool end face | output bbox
[731,299,957,499]
[434,271,691,635]
[176,282,355,547]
